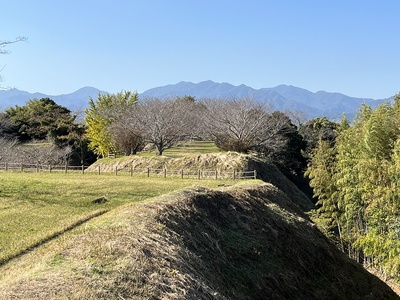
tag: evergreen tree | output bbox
[6,98,75,143]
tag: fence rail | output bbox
[0,162,257,180]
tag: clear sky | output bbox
[1,0,400,99]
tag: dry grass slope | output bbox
[0,182,397,299]
[87,152,314,212]
[86,152,250,173]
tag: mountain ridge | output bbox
[0,86,108,112]
[0,81,393,119]
[141,80,392,120]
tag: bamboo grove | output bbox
[306,94,400,280]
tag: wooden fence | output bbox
[0,162,257,180]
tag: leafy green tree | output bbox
[299,117,339,160]
[309,96,400,275]
[0,112,16,139]
[259,111,307,176]
[85,91,139,157]
[6,98,76,144]
[64,123,96,165]
[305,140,342,244]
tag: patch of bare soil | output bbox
[0,182,397,299]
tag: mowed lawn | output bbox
[0,171,231,264]
[137,140,223,158]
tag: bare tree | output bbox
[108,116,144,155]
[201,97,297,156]
[202,97,269,152]
[15,143,72,165]
[285,109,307,127]
[130,98,198,155]
[0,138,18,162]
[0,138,71,165]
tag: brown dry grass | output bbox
[87,151,250,174]
[0,182,397,299]
[87,152,315,213]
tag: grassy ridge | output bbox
[0,182,397,299]
[0,171,233,265]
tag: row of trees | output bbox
[306,95,400,280]
[0,91,316,175]
[84,91,308,176]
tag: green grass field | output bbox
[137,140,222,158]
[0,171,233,265]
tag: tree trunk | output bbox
[156,145,163,156]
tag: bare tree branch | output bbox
[0,36,27,55]
[129,98,198,155]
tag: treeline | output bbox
[0,91,325,178]
[84,91,313,178]
[0,90,344,179]
[307,94,400,280]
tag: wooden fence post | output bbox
[198,169,201,180]
[233,170,236,180]
[215,170,218,180]
[49,165,52,173]
[115,167,118,176]
[164,168,167,178]
[5,162,8,171]
[98,165,101,175]
[65,164,68,174]
[130,166,133,177]
[254,170,257,179]
[147,167,150,177]
[181,169,184,179]
[82,165,84,174]
[36,163,39,173]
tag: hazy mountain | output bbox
[0,82,392,120]
[0,86,106,112]
[142,81,391,120]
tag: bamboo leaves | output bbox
[307,95,400,279]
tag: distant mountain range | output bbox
[0,81,393,120]
[0,86,107,112]
[141,81,393,120]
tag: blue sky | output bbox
[1,0,400,99]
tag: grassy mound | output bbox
[87,151,249,173]
[88,151,314,211]
[0,182,396,299]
